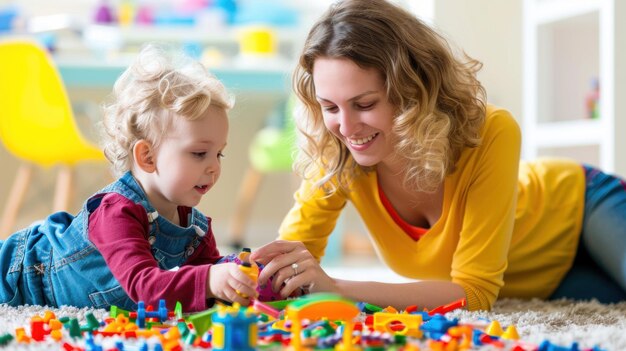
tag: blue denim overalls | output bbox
[0,172,208,310]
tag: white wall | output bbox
[433,0,523,121]
[0,0,526,251]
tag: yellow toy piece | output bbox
[485,320,504,337]
[501,324,520,340]
[0,39,105,238]
[373,312,423,338]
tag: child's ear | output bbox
[133,140,156,173]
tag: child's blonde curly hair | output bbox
[293,0,486,194]
[101,45,234,177]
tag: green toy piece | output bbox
[109,304,130,318]
[0,333,14,346]
[80,313,101,332]
[187,306,218,337]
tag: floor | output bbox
[322,256,412,283]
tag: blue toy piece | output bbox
[136,299,170,328]
[419,314,459,340]
[84,333,103,351]
[538,340,580,351]
[211,304,257,351]
[114,341,125,351]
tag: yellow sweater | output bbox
[279,105,585,310]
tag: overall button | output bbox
[185,246,195,257]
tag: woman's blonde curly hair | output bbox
[293,0,486,194]
[101,45,234,177]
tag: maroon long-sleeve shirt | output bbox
[88,193,222,312]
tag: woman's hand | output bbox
[250,240,337,298]
[207,262,258,305]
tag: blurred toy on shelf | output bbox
[0,5,20,33]
[586,77,600,119]
[93,0,116,24]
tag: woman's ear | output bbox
[133,140,156,173]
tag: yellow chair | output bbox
[0,39,105,238]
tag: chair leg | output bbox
[53,165,74,213]
[229,167,263,250]
[0,163,34,239]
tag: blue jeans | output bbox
[550,165,626,302]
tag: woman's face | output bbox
[312,57,396,168]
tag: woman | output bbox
[250,0,626,311]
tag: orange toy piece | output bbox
[286,293,360,351]
[102,314,138,333]
[15,327,30,343]
[160,328,183,351]
[42,310,56,323]
[382,305,399,313]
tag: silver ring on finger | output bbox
[291,262,299,276]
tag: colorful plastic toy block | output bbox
[420,314,459,340]
[135,300,169,328]
[286,293,360,351]
[373,312,423,338]
[187,306,217,338]
[211,304,257,351]
[427,297,467,316]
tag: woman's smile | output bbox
[348,132,380,146]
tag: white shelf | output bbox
[83,24,300,46]
[534,119,604,148]
[523,0,624,175]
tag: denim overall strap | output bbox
[105,172,208,270]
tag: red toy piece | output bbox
[428,297,467,316]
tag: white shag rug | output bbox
[1,298,625,350]
[447,298,626,350]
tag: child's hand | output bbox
[207,263,258,305]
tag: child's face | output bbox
[150,105,228,210]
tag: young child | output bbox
[0,45,258,312]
